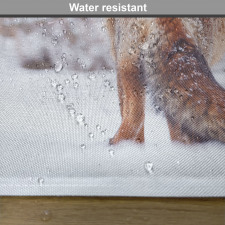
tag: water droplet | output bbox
[51,37,58,45]
[71,73,78,80]
[108,149,115,157]
[144,162,154,174]
[42,91,46,98]
[128,48,135,55]
[81,64,86,69]
[41,210,52,221]
[88,72,96,80]
[68,107,76,117]
[47,168,51,174]
[50,79,58,88]
[96,124,101,130]
[39,22,44,27]
[73,82,79,88]
[66,104,76,116]
[56,84,63,92]
[101,26,106,32]
[154,105,161,112]
[104,80,110,87]
[80,144,86,150]
[76,113,85,125]
[64,79,70,85]
[57,93,66,103]
[38,177,44,186]
[70,21,74,26]
[54,62,63,73]
[59,19,64,24]
[88,132,94,139]
[101,129,106,136]
[61,53,67,63]
[63,29,67,34]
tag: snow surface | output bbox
[0,18,225,196]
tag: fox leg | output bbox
[156,18,201,144]
[166,115,213,144]
[166,116,197,144]
[110,56,145,145]
[156,18,225,144]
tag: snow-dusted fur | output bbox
[107,18,225,144]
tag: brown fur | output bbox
[107,18,225,145]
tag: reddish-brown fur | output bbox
[107,18,225,145]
